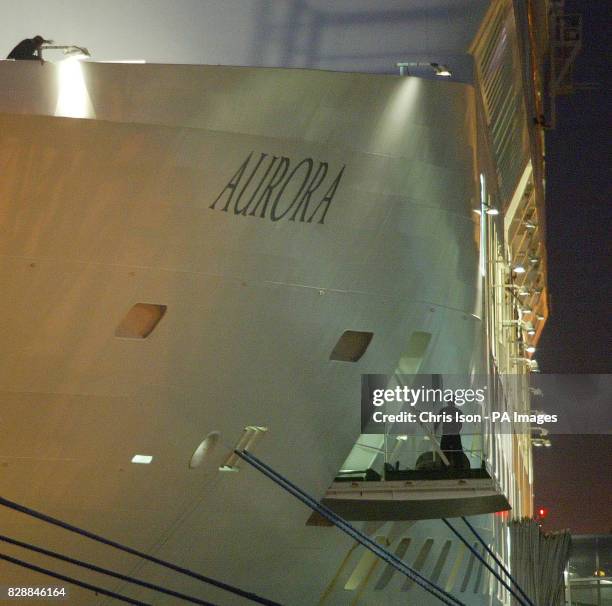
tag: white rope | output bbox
[509,519,571,605]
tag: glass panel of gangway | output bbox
[323,374,516,521]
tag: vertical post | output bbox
[596,536,601,606]
[564,566,572,605]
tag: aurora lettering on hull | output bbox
[209,151,346,224]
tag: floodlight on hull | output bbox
[42,44,91,59]
[397,61,452,77]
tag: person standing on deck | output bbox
[434,399,465,467]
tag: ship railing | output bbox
[334,431,488,484]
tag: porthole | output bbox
[189,431,221,469]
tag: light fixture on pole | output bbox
[431,62,452,77]
[397,61,452,77]
[531,426,551,447]
[512,357,539,371]
[473,203,499,215]
[42,44,91,59]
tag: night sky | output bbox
[535,0,611,534]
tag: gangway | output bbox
[323,466,510,521]
[323,373,513,521]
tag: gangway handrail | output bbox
[236,449,466,606]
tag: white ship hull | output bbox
[0,61,510,605]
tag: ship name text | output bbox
[209,151,345,224]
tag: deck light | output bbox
[526,346,536,353]
[42,44,91,59]
[513,265,526,274]
[396,62,452,77]
[512,357,539,371]
[594,570,606,577]
[523,322,536,335]
[431,63,452,77]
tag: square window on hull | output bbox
[115,303,167,339]
[330,331,373,362]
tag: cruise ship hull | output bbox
[0,61,504,604]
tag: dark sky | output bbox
[534,0,611,534]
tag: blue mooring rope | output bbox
[236,449,465,606]
[460,516,535,606]
[0,533,218,606]
[442,518,533,606]
[0,551,150,606]
[0,495,280,606]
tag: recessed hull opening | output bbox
[330,331,373,362]
[115,303,167,339]
[189,431,221,469]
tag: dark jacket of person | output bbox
[435,403,463,436]
[7,38,43,60]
